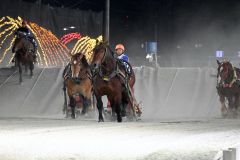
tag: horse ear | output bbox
[217,60,221,66]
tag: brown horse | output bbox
[63,53,92,119]
[91,42,141,122]
[12,35,36,83]
[216,60,240,117]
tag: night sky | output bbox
[22,0,240,66]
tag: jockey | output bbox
[115,44,131,74]
[115,44,129,62]
[12,20,37,62]
[15,20,31,36]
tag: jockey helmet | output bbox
[115,44,125,51]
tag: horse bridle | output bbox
[70,55,92,81]
[91,45,118,81]
[99,45,115,65]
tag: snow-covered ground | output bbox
[1,118,240,160]
[0,66,235,160]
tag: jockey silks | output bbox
[117,53,129,62]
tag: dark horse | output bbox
[12,34,36,83]
[63,53,92,119]
[216,60,240,117]
[91,42,141,122]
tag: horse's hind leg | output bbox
[115,102,122,123]
[227,97,235,118]
[111,99,122,123]
[69,96,76,119]
[96,96,104,122]
[233,94,239,118]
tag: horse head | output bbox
[91,42,108,70]
[70,52,89,78]
[12,37,24,53]
[217,60,234,85]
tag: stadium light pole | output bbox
[103,0,110,43]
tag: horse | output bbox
[91,42,141,122]
[216,60,240,118]
[12,33,36,83]
[63,52,92,119]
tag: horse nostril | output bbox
[93,63,97,68]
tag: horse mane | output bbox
[93,42,106,52]
[81,54,89,68]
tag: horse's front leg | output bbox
[69,96,76,119]
[220,95,227,117]
[96,96,104,122]
[29,62,34,77]
[24,64,28,73]
[18,61,23,83]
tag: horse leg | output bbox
[69,96,76,119]
[220,95,227,117]
[233,94,239,118]
[121,91,128,118]
[81,96,90,115]
[63,82,68,117]
[110,100,117,122]
[115,101,122,123]
[17,60,23,83]
[227,97,235,118]
[24,64,28,73]
[96,96,104,122]
[111,95,122,123]
[29,61,34,77]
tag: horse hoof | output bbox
[71,114,75,119]
[221,110,228,118]
[81,111,86,115]
[121,111,126,117]
[98,118,104,122]
[136,118,141,121]
[111,116,117,122]
[127,116,134,122]
[117,118,122,123]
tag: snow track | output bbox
[0,66,235,160]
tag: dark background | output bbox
[6,0,240,66]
